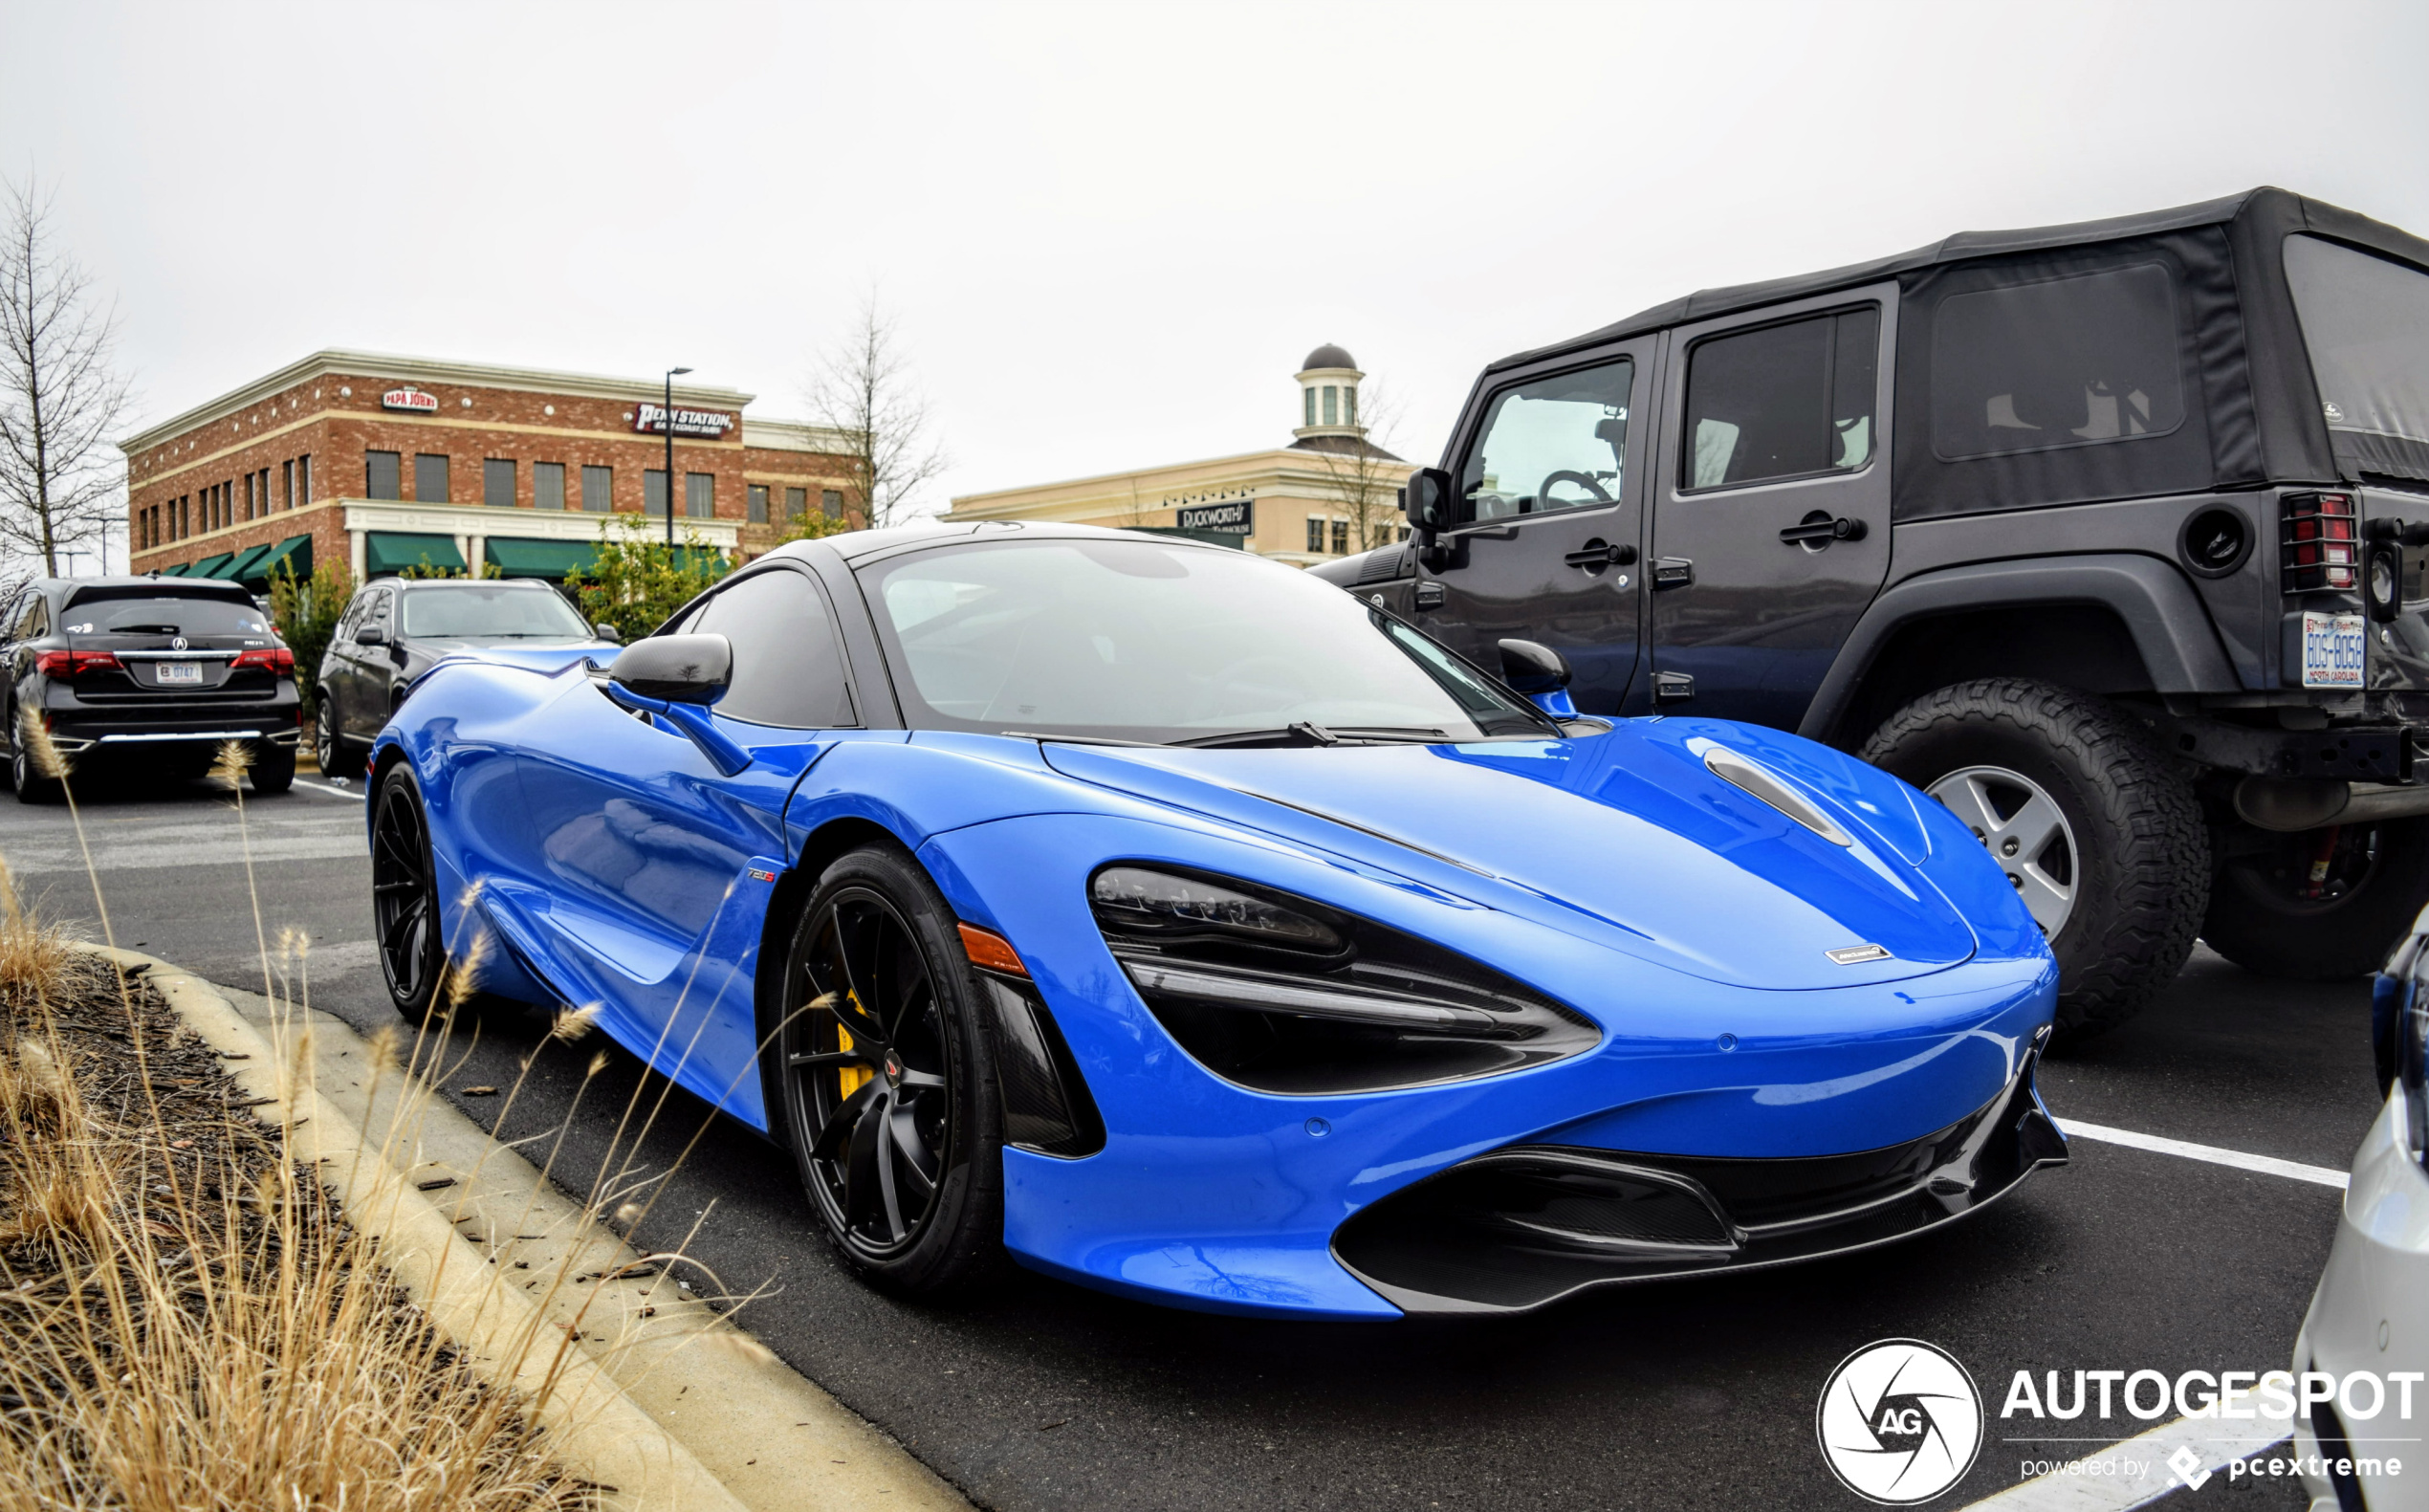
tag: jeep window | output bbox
[1457,359,1633,524]
[2285,235,2429,457]
[1681,308,1878,491]
[1928,265,2184,461]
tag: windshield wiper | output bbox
[1173,721,1339,750]
[1000,730,1169,748]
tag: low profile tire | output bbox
[315,698,360,778]
[249,741,295,796]
[2204,817,2429,980]
[776,845,1004,1299]
[371,764,447,1024]
[1864,678,2208,1044]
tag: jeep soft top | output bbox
[1319,187,2429,1039]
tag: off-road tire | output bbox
[776,844,1005,1300]
[1864,679,2208,1044]
[249,740,295,796]
[2204,817,2429,980]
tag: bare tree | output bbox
[805,292,946,530]
[1306,381,1412,554]
[0,176,129,576]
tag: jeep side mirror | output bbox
[1404,466,1456,570]
[609,633,732,705]
[1499,638,1579,719]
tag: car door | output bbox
[510,563,859,1109]
[322,591,368,737]
[1410,342,1652,716]
[1644,283,1896,728]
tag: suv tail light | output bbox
[230,646,295,673]
[2282,492,2359,591]
[32,649,121,677]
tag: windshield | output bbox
[65,597,273,638]
[860,537,1552,744]
[2286,234,2429,478]
[400,585,590,638]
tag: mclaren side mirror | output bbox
[1499,638,1580,720]
[593,622,623,644]
[609,633,733,705]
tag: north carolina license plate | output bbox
[154,661,203,685]
[2301,610,2366,689]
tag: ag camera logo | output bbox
[1818,1339,1983,1504]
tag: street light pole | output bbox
[664,366,692,550]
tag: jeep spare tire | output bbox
[1864,679,2208,1044]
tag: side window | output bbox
[1457,358,1634,524]
[1929,264,2183,460]
[691,568,856,728]
[1680,307,1878,492]
[25,598,50,639]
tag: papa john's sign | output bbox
[381,386,440,414]
[634,403,737,439]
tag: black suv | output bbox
[314,578,615,778]
[1316,187,2429,1040]
[0,576,300,800]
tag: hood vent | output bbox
[1691,739,1853,847]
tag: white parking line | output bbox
[292,778,363,801]
[2055,1118,2350,1190]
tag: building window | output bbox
[581,465,612,512]
[821,489,843,521]
[297,453,311,505]
[414,453,450,503]
[1345,387,1356,427]
[644,470,667,516]
[1304,387,1316,427]
[1306,516,1324,553]
[242,471,253,521]
[281,459,294,511]
[534,462,565,511]
[366,450,401,500]
[258,467,270,517]
[1324,386,1338,426]
[484,458,515,507]
[685,471,713,518]
[748,485,769,523]
[1330,518,1349,555]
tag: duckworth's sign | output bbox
[635,403,737,439]
[1177,500,1252,533]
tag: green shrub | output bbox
[268,559,354,728]
[564,513,727,639]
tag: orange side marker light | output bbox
[957,923,1028,977]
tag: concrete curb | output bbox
[86,944,747,1512]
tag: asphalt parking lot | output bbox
[0,770,2374,1510]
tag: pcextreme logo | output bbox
[1817,1339,1984,1504]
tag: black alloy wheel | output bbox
[372,765,446,1022]
[777,846,1002,1297]
[2204,818,2429,980]
[315,697,359,778]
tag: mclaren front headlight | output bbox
[1089,865,1599,1095]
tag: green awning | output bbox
[157,562,189,577]
[364,532,467,576]
[188,552,236,579]
[484,537,599,580]
[219,543,274,581]
[245,534,313,587]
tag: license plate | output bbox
[2301,610,2366,689]
[154,661,203,685]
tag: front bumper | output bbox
[1332,1049,2065,1315]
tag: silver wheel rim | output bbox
[1926,764,2078,938]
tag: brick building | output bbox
[120,350,860,587]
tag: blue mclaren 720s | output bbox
[365,521,2064,1320]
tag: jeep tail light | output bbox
[231,646,295,673]
[33,649,121,677]
[2283,492,2359,591]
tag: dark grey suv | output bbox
[1317,187,2429,1040]
[313,579,615,778]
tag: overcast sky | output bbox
[6,0,2426,543]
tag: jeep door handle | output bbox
[1562,540,1639,569]
[1779,515,1869,545]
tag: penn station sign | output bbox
[635,402,738,439]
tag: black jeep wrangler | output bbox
[1314,187,2429,1040]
